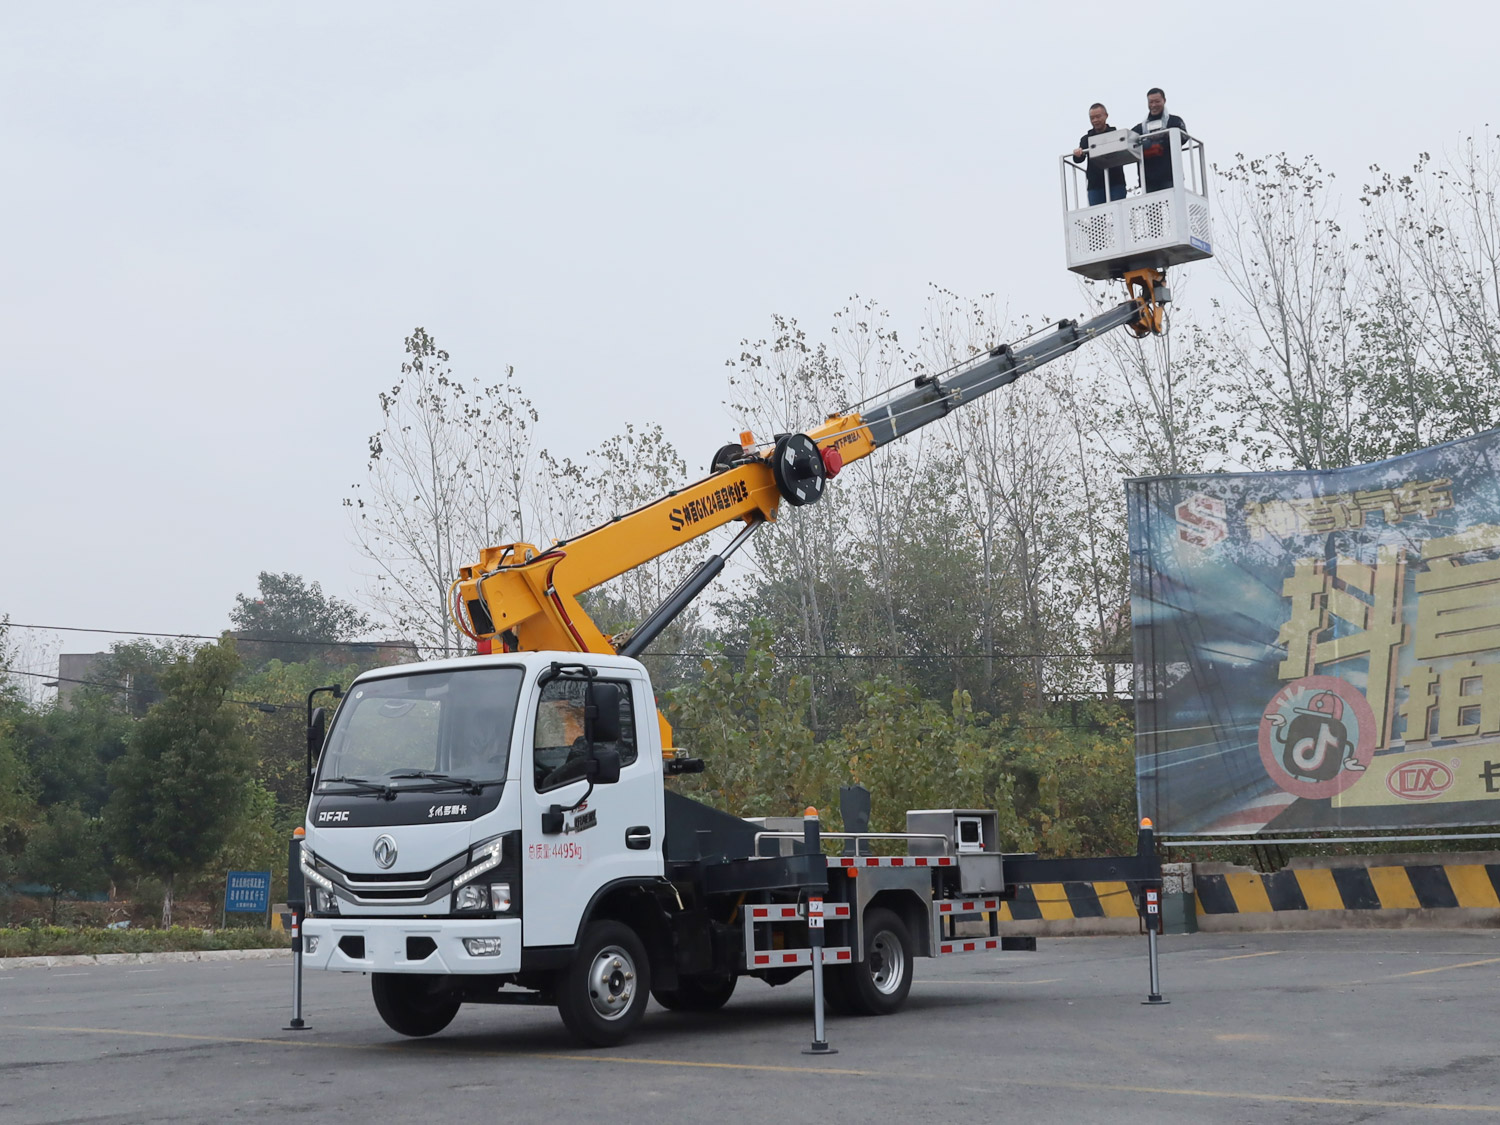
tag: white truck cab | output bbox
[301,653,668,1039]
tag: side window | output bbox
[533,678,637,792]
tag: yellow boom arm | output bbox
[452,274,1166,749]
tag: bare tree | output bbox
[1211,154,1360,471]
[347,329,541,656]
[725,314,860,726]
[1358,135,1500,452]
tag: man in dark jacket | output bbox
[1072,102,1127,205]
[1132,87,1188,193]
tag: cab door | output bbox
[521,670,662,947]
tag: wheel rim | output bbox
[868,930,906,995]
[586,944,638,1020]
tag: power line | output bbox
[3,621,429,651]
[5,622,1131,662]
[4,668,285,713]
[650,651,1130,661]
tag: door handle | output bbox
[625,826,652,850]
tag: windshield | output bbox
[317,666,524,784]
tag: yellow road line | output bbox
[1202,950,1284,963]
[1395,957,1500,978]
[919,978,1062,985]
[14,1025,1500,1112]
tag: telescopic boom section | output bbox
[454,280,1166,667]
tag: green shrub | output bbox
[0,925,287,957]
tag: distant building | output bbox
[228,632,421,668]
[56,652,138,712]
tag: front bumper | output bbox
[303,916,522,975]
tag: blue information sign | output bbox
[225,870,271,914]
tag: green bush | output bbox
[0,925,287,957]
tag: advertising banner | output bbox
[1130,429,1500,835]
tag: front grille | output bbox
[340,868,441,883]
[315,850,467,906]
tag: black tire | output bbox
[844,907,914,1016]
[556,920,652,1047]
[652,973,737,1012]
[371,973,461,1038]
[821,960,857,1016]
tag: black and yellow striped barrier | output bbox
[988,864,1500,923]
[992,882,1142,922]
[1192,863,1500,914]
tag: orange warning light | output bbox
[804,806,819,818]
[1139,817,1154,830]
[293,826,306,837]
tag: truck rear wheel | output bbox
[556,920,652,1046]
[652,972,737,1012]
[839,907,914,1016]
[371,973,461,1037]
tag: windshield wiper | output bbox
[387,771,495,795]
[320,775,396,800]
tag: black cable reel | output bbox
[770,432,827,506]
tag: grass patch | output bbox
[0,925,289,958]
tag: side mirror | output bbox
[585,682,623,745]
[589,747,622,785]
[307,707,327,788]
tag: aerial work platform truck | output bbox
[294,138,1213,1046]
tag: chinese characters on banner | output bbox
[1130,430,1500,834]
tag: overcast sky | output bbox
[3,1,1496,677]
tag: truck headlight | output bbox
[463,937,503,957]
[453,835,505,889]
[301,851,334,893]
[303,935,320,955]
[454,885,489,911]
[313,887,341,914]
[490,883,511,912]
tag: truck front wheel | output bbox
[556,920,652,1046]
[371,973,461,1037]
[835,907,914,1016]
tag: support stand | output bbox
[1140,882,1169,1006]
[284,831,310,1031]
[800,809,837,1056]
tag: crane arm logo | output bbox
[669,480,750,531]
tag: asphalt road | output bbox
[4,930,1500,1124]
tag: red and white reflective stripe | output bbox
[937,938,1003,955]
[747,903,852,921]
[831,856,954,868]
[935,898,1001,914]
[748,947,852,968]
